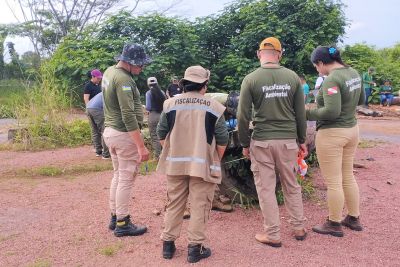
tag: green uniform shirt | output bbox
[102,66,143,132]
[237,66,307,147]
[362,72,373,89]
[306,67,365,130]
[379,85,393,94]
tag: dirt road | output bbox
[0,119,399,266]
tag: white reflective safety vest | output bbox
[157,91,226,184]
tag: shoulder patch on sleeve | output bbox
[122,85,132,92]
[327,86,338,95]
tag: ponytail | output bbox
[311,45,348,67]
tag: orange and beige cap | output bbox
[259,37,282,52]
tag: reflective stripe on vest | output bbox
[164,105,221,118]
[210,165,221,171]
[166,156,206,164]
[166,156,221,171]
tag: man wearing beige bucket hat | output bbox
[157,65,228,263]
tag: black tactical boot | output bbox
[108,214,117,230]
[162,241,176,259]
[114,215,147,237]
[187,244,211,263]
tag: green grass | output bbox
[9,162,113,179]
[139,159,158,175]
[37,166,64,176]
[27,258,51,267]
[229,187,258,209]
[98,242,123,257]
[0,79,30,118]
[358,139,384,148]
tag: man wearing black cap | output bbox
[102,43,151,237]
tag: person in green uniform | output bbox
[379,80,394,106]
[306,46,365,237]
[362,67,376,107]
[237,37,308,248]
[102,43,151,237]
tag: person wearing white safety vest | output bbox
[157,65,228,263]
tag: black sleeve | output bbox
[84,83,91,94]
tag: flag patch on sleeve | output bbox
[327,87,338,95]
[122,86,131,92]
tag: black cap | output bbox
[115,43,152,66]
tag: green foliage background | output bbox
[46,0,347,97]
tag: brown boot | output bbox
[312,219,344,237]
[341,215,363,231]
[212,199,233,212]
[255,233,282,248]
[293,229,307,241]
[219,195,231,205]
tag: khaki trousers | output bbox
[161,175,216,245]
[87,108,109,157]
[148,111,162,158]
[250,139,305,240]
[103,127,140,220]
[316,125,360,222]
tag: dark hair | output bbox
[149,84,166,112]
[180,80,208,92]
[298,74,306,80]
[310,46,347,66]
[86,71,92,79]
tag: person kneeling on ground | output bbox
[157,65,228,263]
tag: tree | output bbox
[6,0,122,56]
[6,0,182,57]
[0,25,9,79]
[45,0,348,96]
[197,0,347,91]
[342,43,400,90]
[46,12,202,102]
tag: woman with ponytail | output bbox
[145,77,166,160]
[306,46,365,237]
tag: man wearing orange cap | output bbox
[237,37,308,247]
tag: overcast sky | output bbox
[0,0,398,56]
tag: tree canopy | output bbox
[46,0,348,96]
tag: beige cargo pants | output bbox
[250,139,305,240]
[161,175,216,245]
[103,127,140,220]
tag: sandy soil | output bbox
[0,119,399,267]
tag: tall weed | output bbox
[12,68,91,150]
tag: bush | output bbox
[12,67,91,150]
[0,79,31,118]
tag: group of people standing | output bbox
[85,36,365,264]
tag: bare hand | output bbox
[299,144,308,158]
[243,147,250,160]
[138,146,150,162]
